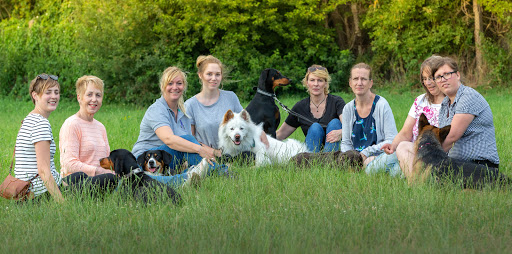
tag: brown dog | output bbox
[411,114,508,188]
[292,150,363,170]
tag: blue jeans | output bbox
[305,119,342,153]
[365,152,403,177]
[146,135,229,186]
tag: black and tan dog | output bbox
[412,114,508,188]
[246,68,291,138]
[137,150,175,176]
[100,149,181,204]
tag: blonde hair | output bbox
[29,73,60,104]
[302,65,331,94]
[75,75,104,98]
[159,66,188,114]
[196,55,225,89]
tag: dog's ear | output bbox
[418,113,429,132]
[240,109,252,123]
[437,125,451,143]
[136,152,146,167]
[161,150,173,167]
[222,110,234,125]
[258,69,270,88]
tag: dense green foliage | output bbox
[0,0,510,104]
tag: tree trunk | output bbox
[351,2,363,56]
[473,0,484,84]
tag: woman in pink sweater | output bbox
[59,75,117,192]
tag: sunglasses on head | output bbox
[37,74,59,81]
[308,66,327,73]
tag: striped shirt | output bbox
[439,84,499,165]
[14,113,62,197]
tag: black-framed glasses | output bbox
[308,66,327,73]
[434,71,456,83]
[37,74,59,81]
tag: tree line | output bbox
[0,0,510,105]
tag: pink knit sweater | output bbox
[59,114,110,177]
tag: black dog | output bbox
[100,149,181,205]
[137,150,175,176]
[246,68,291,138]
[413,114,508,188]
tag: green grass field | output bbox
[1,89,511,253]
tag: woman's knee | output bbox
[326,119,342,131]
[307,123,324,137]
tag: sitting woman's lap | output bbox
[306,119,342,153]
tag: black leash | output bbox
[256,88,327,128]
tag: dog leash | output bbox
[256,88,327,128]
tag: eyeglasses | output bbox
[434,71,456,83]
[37,74,59,81]
[308,66,327,73]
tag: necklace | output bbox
[311,96,326,112]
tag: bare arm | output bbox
[276,122,297,141]
[326,114,343,143]
[35,141,64,203]
[382,116,415,154]
[155,126,220,159]
[442,113,474,152]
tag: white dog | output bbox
[218,109,309,166]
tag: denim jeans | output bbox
[305,119,342,153]
[365,152,403,177]
[145,135,229,186]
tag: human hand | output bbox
[381,143,395,155]
[198,145,217,166]
[326,129,342,143]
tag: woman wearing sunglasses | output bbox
[276,65,345,152]
[14,74,64,202]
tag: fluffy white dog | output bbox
[218,109,308,166]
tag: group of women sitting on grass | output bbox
[14,54,501,202]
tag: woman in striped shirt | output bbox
[14,74,64,202]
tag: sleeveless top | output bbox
[351,95,380,152]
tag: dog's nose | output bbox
[149,160,155,167]
[235,134,241,141]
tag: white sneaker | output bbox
[184,159,208,186]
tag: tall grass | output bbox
[1,89,511,253]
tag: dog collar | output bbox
[256,88,275,98]
[418,143,431,150]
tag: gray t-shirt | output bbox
[185,90,243,149]
[132,96,192,158]
[439,84,499,165]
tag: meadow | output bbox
[1,89,511,253]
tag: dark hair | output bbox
[430,56,459,78]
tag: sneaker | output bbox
[184,159,208,186]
